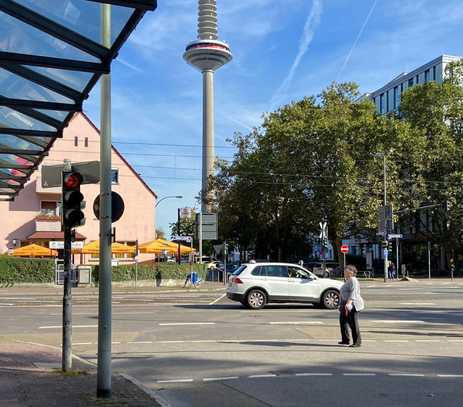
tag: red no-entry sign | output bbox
[341,245,349,254]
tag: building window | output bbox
[425,69,430,83]
[379,93,384,114]
[386,90,390,112]
[433,66,437,81]
[408,78,413,88]
[40,201,58,216]
[416,74,419,84]
[74,136,78,147]
[393,86,398,110]
[400,83,404,94]
[84,137,88,147]
[111,169,119,184]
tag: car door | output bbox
[261,265,289,301]
[287,266,321,301]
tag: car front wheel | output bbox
[321,289,340,309]
[246,289,267,310]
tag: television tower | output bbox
[184,0,232,212]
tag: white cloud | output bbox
[270,0,323,108]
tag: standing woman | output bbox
[339,265,364,347]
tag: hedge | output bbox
[0,255,54,286]
[92,262,207,283]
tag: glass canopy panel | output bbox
[0,167,27,177]
[0,107,56,131]
[0,154,35,166]
[0,68,74,103]
[28,66,93,93]
[36,109,71,121]
[0,187,17,193]
[0,134,45,151]
[15,0,134,46]
[0,9,99,62]
[3,134,50,149]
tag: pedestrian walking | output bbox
[338,265,364,347]
[388,261,396,279]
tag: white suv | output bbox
[227,262,343,310]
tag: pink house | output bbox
[0,112,157,262]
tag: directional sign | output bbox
[196,213,218,241]
[42,161,100,188]
[173,235,192,243]
[388,234,403,239]
[49,241,84,250]
[341,244,349,254]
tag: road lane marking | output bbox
[343,373,377,376]
[157,378,194,383]
[73,342,92,346]
[269,321,324,325]
[389,373,425,377]
[209,293,226,305]
[400,303,436,306]
[416,340,440,343]
[371,320,426,324]
[295,373,333,376]
[158,322,216,326]
[249,374,277,379]
[38,324,97,329]
[385,340,409,343]
[128,341,153,344]
[203,376,239,382]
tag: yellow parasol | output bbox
[139,239,175,254]
[79,241,135,255]
[12,243,58,257]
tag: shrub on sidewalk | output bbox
[92,262,207,283]
[0,255,54,286]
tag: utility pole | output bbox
[177,208,181,264]
[383,154,388,283]
[223,241,228,285]
[97,3,112,399]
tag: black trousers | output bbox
[339,306,361,345]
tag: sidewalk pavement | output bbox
[0,340,163,407]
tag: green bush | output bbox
[0,255,54,286]
[92,262,207,283]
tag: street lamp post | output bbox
[155,195,183,208]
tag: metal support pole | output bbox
[62,222,72,371]
[395,238,399,280]
[134,240,138,288]
[428,240,431,279]
[97,3,112,399]
[199,210,203,263]
[224,241,227,285]
[177,208,181,264]
[383,154,388,283]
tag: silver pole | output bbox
[383,155,388,282]
[428,240,431,279]
[97,3,112,399]
[396,238,399,279]
[199,210,203,263]
[202,70,214,213]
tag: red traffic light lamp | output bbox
[63,172,83,189]
[62,171,85,229]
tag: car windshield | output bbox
[232,265,247,276]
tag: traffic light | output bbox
[62,171,85,229]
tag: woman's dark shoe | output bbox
[349,343,361,348]
[338,341,350,345]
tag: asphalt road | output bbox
[1,279,462,407]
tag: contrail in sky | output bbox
[271,0,323,109]
[336,0,378,81]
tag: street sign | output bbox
[49,241,84,250]
[93,192,125,223]
[42,161,100,188]
[341,244,349,254]
[173,235,192,243]
[378,205,393,237]
[383,248,389,258]
[180,207,193,219]
[196,213,218,241]
[388,234,403,239]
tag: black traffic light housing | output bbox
[62,171,85,229]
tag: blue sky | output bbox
[83,0,463,237]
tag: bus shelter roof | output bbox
[0,0,157,200]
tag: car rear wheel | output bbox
[246,289,266,310]
[321,289,340,309]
